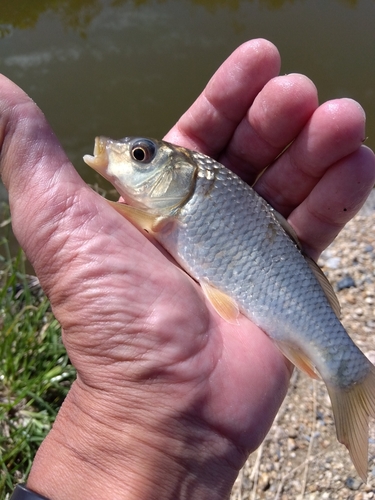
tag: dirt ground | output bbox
[230,193,375,500]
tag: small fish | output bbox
[84,136,375,481]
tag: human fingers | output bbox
[218,73,319,184]
[254,98,368,214]
[252,98,375,259]
[288,145,375,260]
[164,38,281,156]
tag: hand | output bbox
[1,39,374,500]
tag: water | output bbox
[1,0,375,254]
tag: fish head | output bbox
[84,137,197,213]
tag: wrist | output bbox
[26,380,242,500]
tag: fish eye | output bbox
[131,140,156,163]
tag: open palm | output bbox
[2,39,375,499]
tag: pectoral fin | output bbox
[106,200,171,233]
[200,282,240,324]
[274,340,320,380]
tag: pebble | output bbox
[345,476,362,490]
[258,472,270,491]
[323,256,341,269]
[336,274,356,290]
[287,437,297,451]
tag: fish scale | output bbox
[162,153,347,365]
[84,135,375,481]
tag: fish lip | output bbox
[93,136,107,157]
[83,136,109,173]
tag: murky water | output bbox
[1,0,375,253]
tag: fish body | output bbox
[84,136,375,481]
[155,156,369,385]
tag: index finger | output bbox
[164,39,281,156]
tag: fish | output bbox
[84,136,375,481]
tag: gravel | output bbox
[230,190,375,500]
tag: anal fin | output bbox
[274,340,320,380]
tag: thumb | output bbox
[0,75,85,272]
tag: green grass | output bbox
[0,220,76,499]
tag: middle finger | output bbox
[219,73,319,185]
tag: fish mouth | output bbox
[83,136,109,174]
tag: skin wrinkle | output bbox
[254,101,368,220]
[301,200,344,251]
[1,100,40,168]
[147,281,205,341]
[48,422,151,497]
[203,43,280,121]
[255,147,317,213]
[68,377,244,485]
[248,74,318,149]
[11,173,84,295]
[42,194,164,319]
[105,280,214,385]
[219,131,269,179]
[59,242,213,385]
[142,323,214,384]
[1,39,374,498]
[306,205,344,240]
[180,94,236,157]
[219,123,279,184]
[31,192,90,294]
[297,99,366,168]
[201,93,240,153]
[5,115,62,199]
[217,75,319,186]
[288,149,375,260]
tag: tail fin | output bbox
[326,363,375,482]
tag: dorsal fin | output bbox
[272,208,341,318]
[305,255,341,318]
[272,209,302,249]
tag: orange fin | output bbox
[274,341,320,380]
[200,282,239,324]
[106,200,171,233]
[326,363,375,482]
[305,255,341,318]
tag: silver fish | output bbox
[84,136,375,481]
